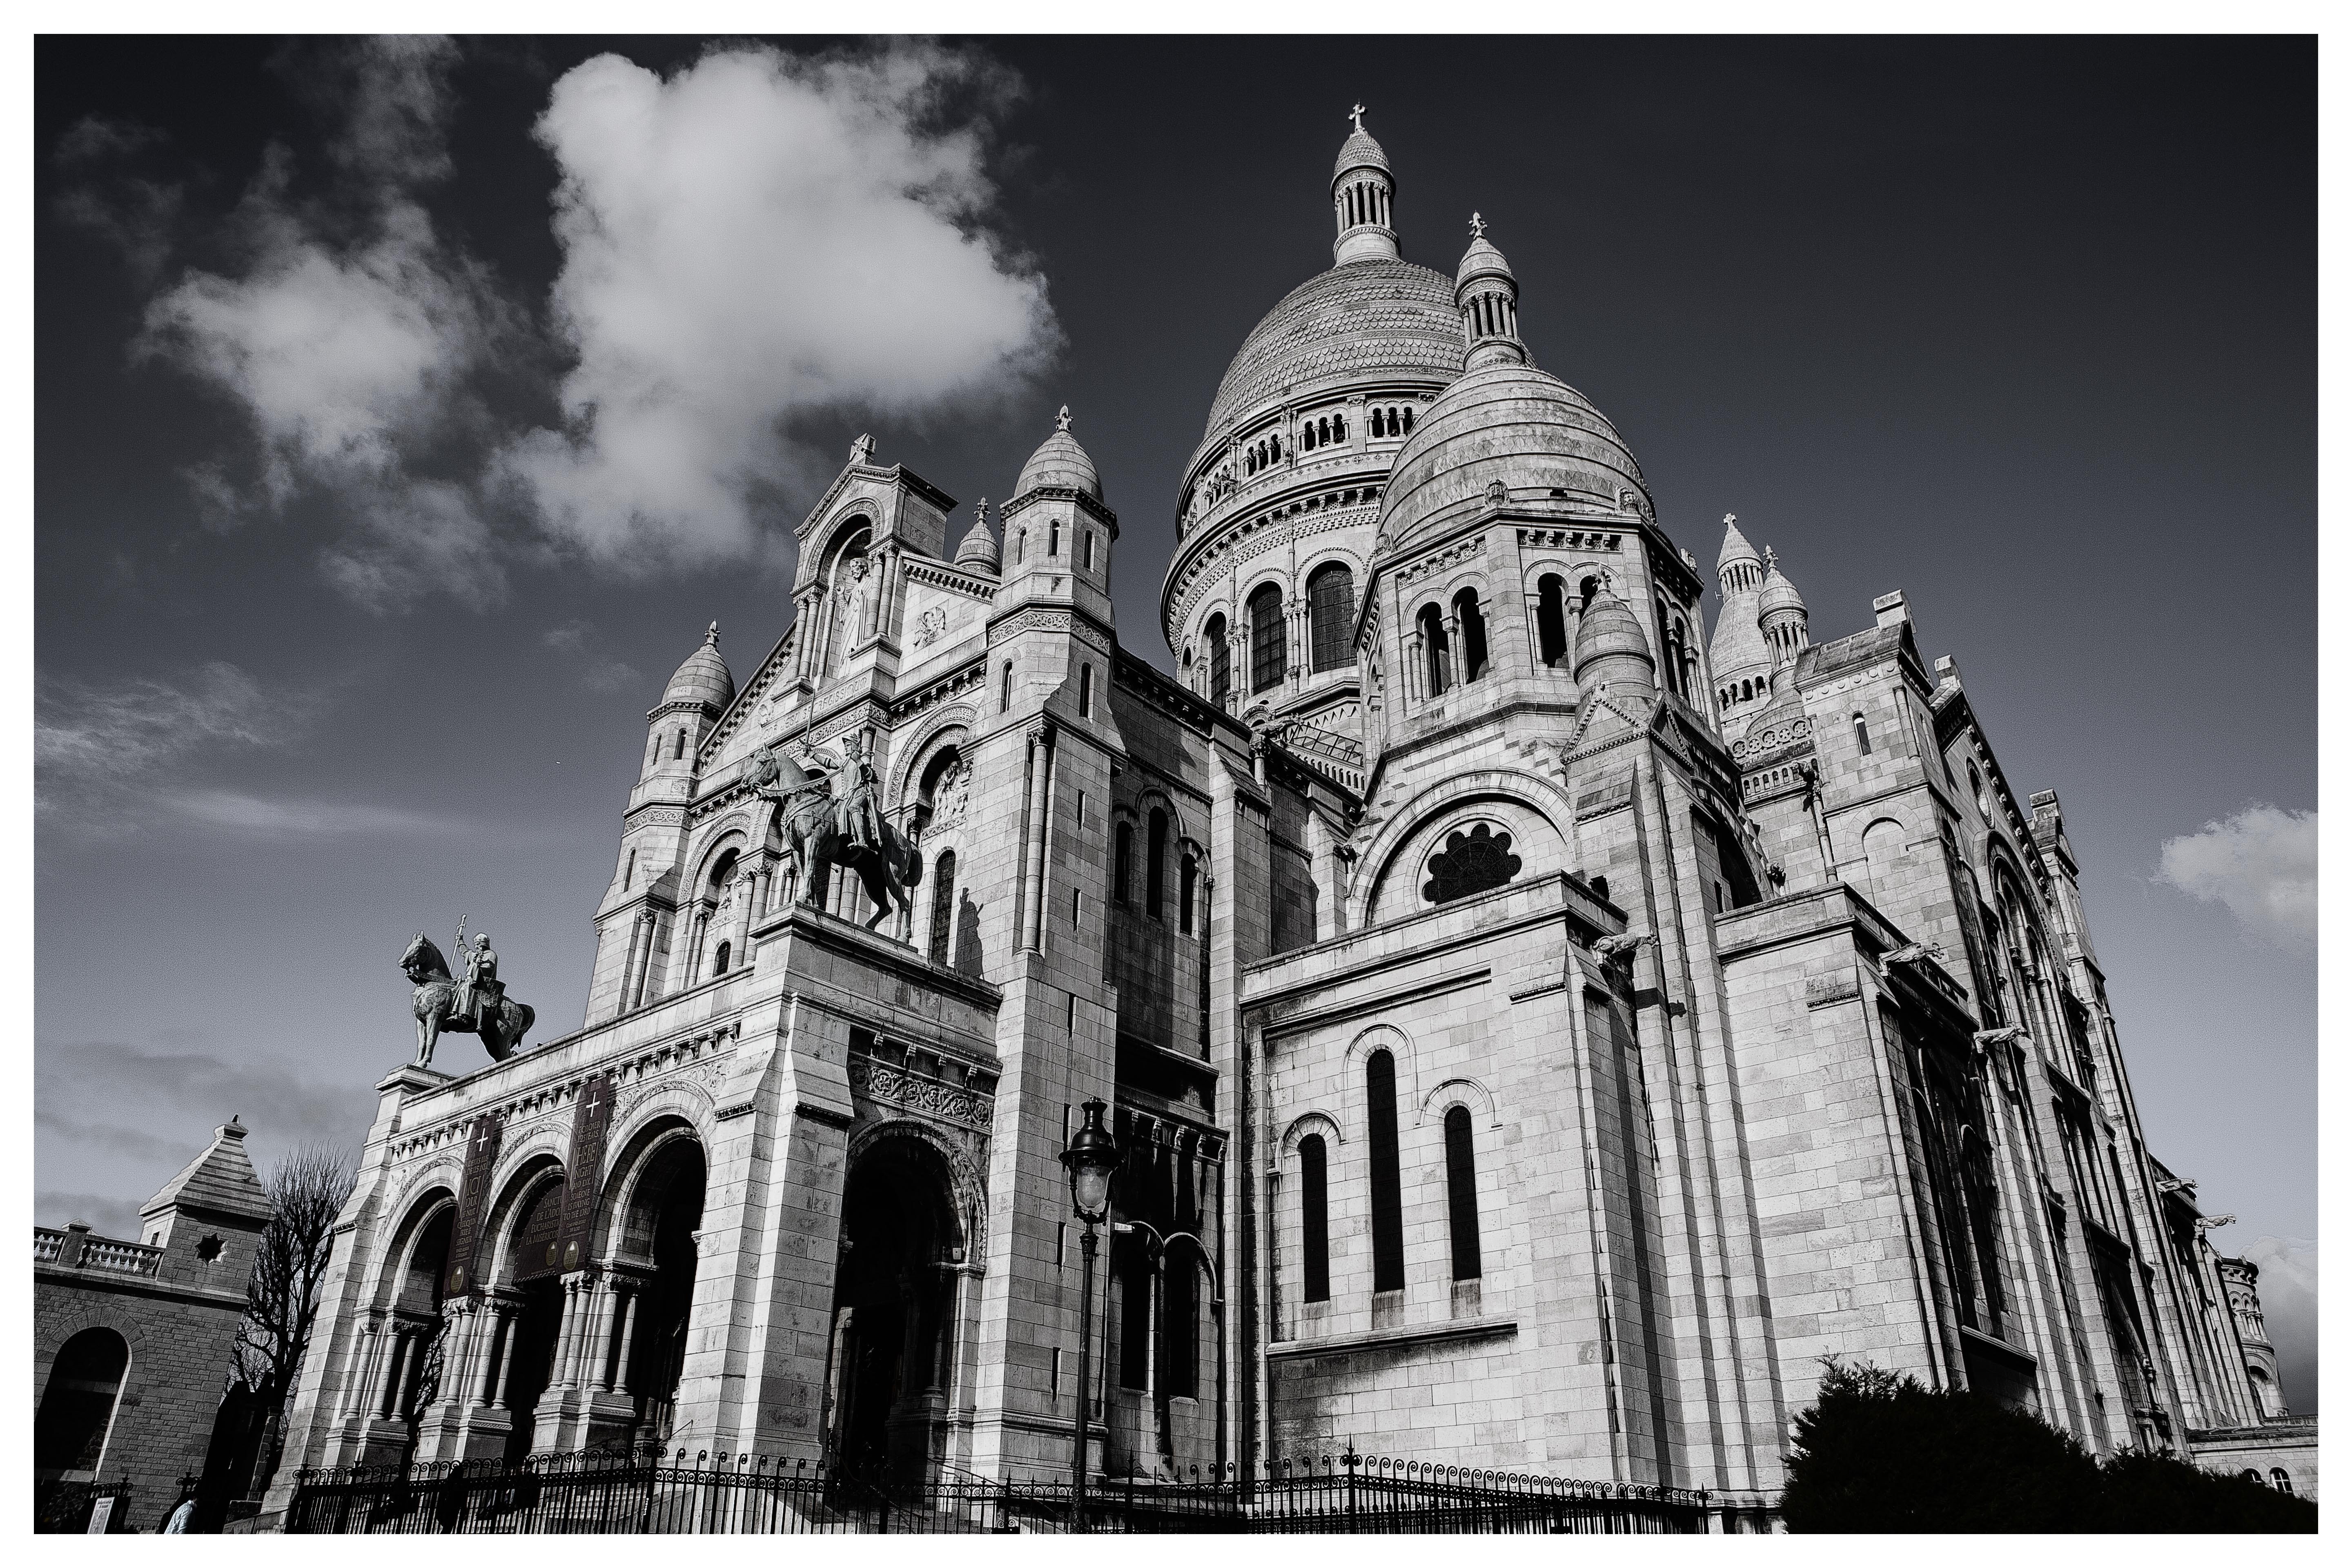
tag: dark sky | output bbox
[35,36,2316,1405]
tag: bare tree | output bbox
[234,1143,358,1416]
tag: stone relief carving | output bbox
[913,606,949,647]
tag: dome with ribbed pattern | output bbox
[1201,260,1460,441]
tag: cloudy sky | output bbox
[35,36,2314,1408]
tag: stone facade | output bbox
[35,1120,270,1525]
[265,118,2303,1521]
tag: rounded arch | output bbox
[595,1114,705,1263]
[481,1153,568,1290]
[1353,771,1575,922]
[845,1117,987,1262]
[372,1183,460,1310]
[891,711,976,810]
[35,1327,131,1482]
[1422,1075,1500,1130]
[812,511,878,577]
[1281,1109,1346,1156]
[1346,1023,1420,1140]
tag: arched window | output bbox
[1014,528,1025,564]
[1205,613,1230,706]
[36,1327,129,1483]
[1249,583,1286,693]
[1084,529,1096,570]
[1000,662,1013,714]
[1078,662,1094,717]
[1371,408,1386,438]
[1537,574,1568,666]
[1179,854,1198,934]
[711,940,731,977]
[1332,412,1346,442]
[1400,406,1414,435]
[1366,1051,1405,1293]
[929,850,957,964]
[1270,432,1282,461]
[1114,821,1134,905]
[1308,562,1355,673]
[1298,1134,1331,1303]
[2271,1468,2293,1495]
[1853,713,1872,755]
[1418,603,1450,695]
[673,729,686,762]
[624,848,636,890]
[1444,1104,1482,1281]
[1147,808,1169,918]
[1453,587,1490,682]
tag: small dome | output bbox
[955,502,1001,577]
[1572,588,1654,682]
[663,622,735,710]
[1758,558,1806,618]
[1378,361,1648,552]
[1334,127,1390,182]
[1455,232,1514,290]
[1013,407,1101,500]
[1717,515,1760,572]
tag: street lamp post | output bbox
[1059,1098,1119,1530]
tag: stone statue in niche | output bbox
[1422,823,1522,905]
[931,762,972,832]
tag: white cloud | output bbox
[2156,804,2317,947]
[36,660,288,780]
[543,619,646,694]
[163,789,452,838]
[132,38,511,612]
[502,42,1058,569]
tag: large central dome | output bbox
[1201,258,1460,440]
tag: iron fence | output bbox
[285,1447,1714,1535]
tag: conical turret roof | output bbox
[1013,407,1101,500]
[1717,514,1761,572]
[1334,126,1390,181]
[663,622,735,710]
[955,501,1001,577]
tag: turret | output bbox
[642,622,733,786]
[136,1116,270,1291]
[1572,585,1656,700]
[1332,105,1399,266]
[1757,548,1811,668]
[954,498,1002,579]
[997,407,1116,620]
[1455,214,1526,372]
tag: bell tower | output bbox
[1332,105,1399,265]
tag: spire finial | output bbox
[1724,512,1737,527]
[1469,211,1486,240]
[976,496,989,522]
[705,620,720,646]
[850,432,875,466]
[1764,546,1778,570]
[1056,404,1071,433]
[1350,103,1367,134]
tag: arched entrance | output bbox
[494,1169,567,1462]
[384,1205,452,1444]
[36,1328,129,1482]
[824,1133,964,1484]
[609,1134,706,1457]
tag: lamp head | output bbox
[1060,1097,1118,1223]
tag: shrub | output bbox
[1780,1361,2316,1533]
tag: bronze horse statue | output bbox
[745,744,922,931]
[401,934,535,1069]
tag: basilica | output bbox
[267,118,2296,1515]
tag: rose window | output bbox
[1422,823,1523,904]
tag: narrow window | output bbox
[624,849,636,890]
[712,940,732,978]
[1206,613,1231,706]
[1332,412,1346,442]
[1454,588,1489,681]
[1537,575,1568,666]
[1444,1105,1481,1281]
[1071,885,1081,927]
[1401,406,1413,435]
[1854,713,1873,755]
[1367,1050,1405,1293]
[1078,662,1094,717]
[1179,855,1198,933]
[1249,583,1286,693]
[1372,408,1386,438]
[1299,1134,1331,1303]
[1418,603,1450,695]
[1084,530,1096,570]
[1147,808,1169,918]
[1049,517,1061,557]
[1115,821,1134,905]
[1161,1256,1198,1397]
[1307,562,1355,673]
[1000,662,1013,713]
[673,729,686,762]
[1015,528,1025,564]
[1118,1236,1150,1390]
[929,850,957,963]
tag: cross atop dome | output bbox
[1350,102,1367,133]
[1056,404,1072,432]
[705,621,720,646]
[1469,212,1486,239]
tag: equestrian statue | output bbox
[744,736,922,931]
[401,920,536,1069]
